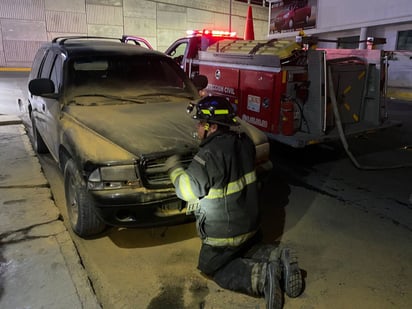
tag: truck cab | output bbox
[165,29,238,78]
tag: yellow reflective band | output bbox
[282,70,287,84]
[170,167,184,184]
[206,170,257,199]
[344,102,351,111]
[203,230,257,247]
[170,167,198,201]
[214,109,229,115]
[358,71,366,80]
[344,86,352,94]
[352,114,359,122]
[201,109,229,116]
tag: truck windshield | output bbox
[67,55,192,98]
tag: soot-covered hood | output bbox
[64,101,199,156]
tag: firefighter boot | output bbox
[280,247,303,298]
[262,262,283,309]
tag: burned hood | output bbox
[63,101,199,157]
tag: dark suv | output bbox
[27,36,271,238]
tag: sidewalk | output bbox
[0,84,100,307]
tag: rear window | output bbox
[74,60,108,71]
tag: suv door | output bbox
[29,48,51,151]
[31,49,63,160]
[44,51,64,159]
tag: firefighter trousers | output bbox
[197,232,282,296]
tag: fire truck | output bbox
[166,31,400,148]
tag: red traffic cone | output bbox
[244,6,255,40]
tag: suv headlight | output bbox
[88,164,141,190]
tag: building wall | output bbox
[0,0,269,68]
[268,0,412,89]
[316,0,411,32]
[269,0,412,50]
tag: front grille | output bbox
[139,152,195,189]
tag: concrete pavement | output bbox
[0,74,100,308]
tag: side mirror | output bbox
[191,74,208,90]
[29,78,55,96]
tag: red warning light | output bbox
[186,29,237,38]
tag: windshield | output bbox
[66,54,197,105]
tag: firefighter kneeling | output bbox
[165,96,304,308]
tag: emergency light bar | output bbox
[186,29,237,38]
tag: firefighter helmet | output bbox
[191,96,239,126]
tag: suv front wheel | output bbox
[64,159,106,237]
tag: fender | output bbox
[59,113,137,175]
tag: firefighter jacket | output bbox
[169,129,260,247]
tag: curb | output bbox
[0,67,31,72]
[387,87,412,102]
[0,115,23,125]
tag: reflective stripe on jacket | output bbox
[203,230,257,247]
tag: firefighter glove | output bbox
[164,154,181,173]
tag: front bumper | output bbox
[89,188,194,227]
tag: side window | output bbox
[168,42,188,67]
[338,36,360,49]
[40,51,57,79]
[170,42,187,58]
[50,55,63,94]
[29,47,48,80]
[397,30,412,50]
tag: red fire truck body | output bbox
[166,31,399,148]
[199,56,284,135]
[195,39,398,147]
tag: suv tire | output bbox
[64,159,106,237]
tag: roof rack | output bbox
[52,36,122,45]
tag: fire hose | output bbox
[327,66,412,170]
